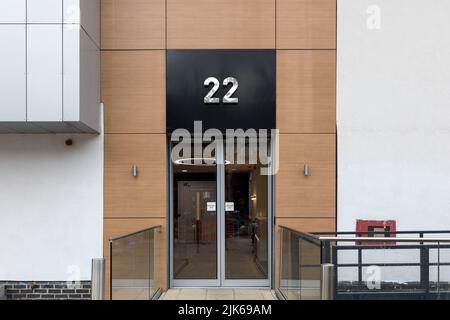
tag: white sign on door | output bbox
[225,202,234,212]
[207,202,216,212]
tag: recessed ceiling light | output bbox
[174,158,231,166]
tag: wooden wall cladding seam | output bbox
[101,0,166,49]
[167,0,276,49]
[101,50,166,134]
[277,0,336,49]
[276,50,336,133]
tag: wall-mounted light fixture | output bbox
[304,164,310,177]
[131,164,138,178]
[250,194,257,201]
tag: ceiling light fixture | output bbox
[174,158,231,166]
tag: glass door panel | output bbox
[172,153,218,282]
[224,142,270,282]
[170,140,271,286]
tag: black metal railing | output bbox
[277,227,450,300]
[315,230,450,300]
[109,226,162,300]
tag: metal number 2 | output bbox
[204,77,239,104]
[222,77,239,104]
[204,77,220,104]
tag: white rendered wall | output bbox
[337,0,450,282]
[0,123,103,281]
[337,0,450,231]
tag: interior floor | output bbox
[174,236,266,279]
[225,236,266,279]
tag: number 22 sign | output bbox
[204,77,239,104]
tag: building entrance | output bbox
[170,141,273,287]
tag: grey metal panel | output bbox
[63,0,80,24]
[27,0,63,23]
[27,24,63,122]
[0,0,100,134]
[31,122,82,133]
[0,0,26,23]
[0,122,49,133]
[63,0,100,47]
[0,121,97,133]
[67,121,98,134]
[63,24,81,123]
[0,25,26,121]
[79,27,101,133]
[79,0,100,48]
[0,122,98,134]
[0,124,15,133]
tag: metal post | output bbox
[420,247,430,293]
[357,248,362,289]
[291,234,300,287]
[321,263,334,300]
[0,285,5,300]
[321,241,331,264]
[91,258,105,300]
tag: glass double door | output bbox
[170,142,271,287]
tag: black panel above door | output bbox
[166,50,276,133]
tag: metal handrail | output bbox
[279,227,450,243]
[279,225,321,244]
[319,237,450,242]
[109,225,162,242]
[278,226,450,300]
[313,230,450,236]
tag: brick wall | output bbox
[0,281,91,300]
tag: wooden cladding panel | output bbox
[167,0,275,49]
[101,0,166,49]
[104,134,166,218]
[277,0,336,49]
[277,50,336,133]
[101,51,165,134]
[103,218,167,299]
[276,134,336,218]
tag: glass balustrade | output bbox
[110,226,161,300]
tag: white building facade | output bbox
[0,0,449,299]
